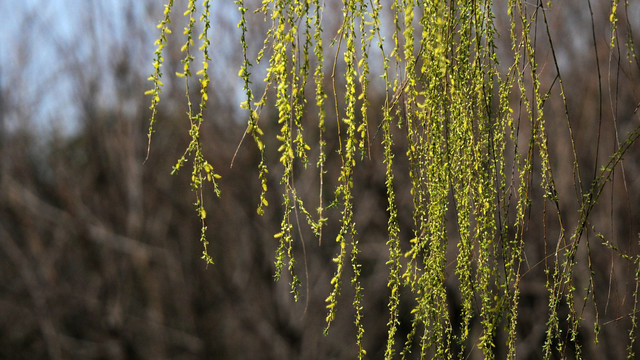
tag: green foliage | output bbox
[147,0,640,358]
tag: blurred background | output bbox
[0,0,639,359]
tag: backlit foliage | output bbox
[147,0,640,358]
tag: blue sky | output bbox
[0,0,245,136]
[0,1,148,135]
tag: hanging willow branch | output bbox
[146,0,640,358]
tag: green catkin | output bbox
[193,0,220,264]
[312,0,327,243]
[146,0,175,157]
[349,2,366,356]
[325,3,366,357]
[272,0,301,298]
[237,0,269,218]
[610,0,620,48]
[161,0,221,264]
[370,0,403,356]
[450,1,478,354]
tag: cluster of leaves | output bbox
[147,0,640,358]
